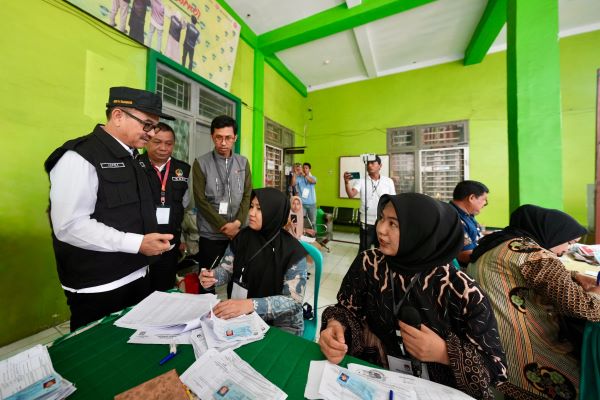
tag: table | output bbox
[47,314,370,399]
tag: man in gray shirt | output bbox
[192,115,252,281]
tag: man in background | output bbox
[292,162,318,228]
[44,87,173,331]
[449,180,489,267]
[192,115,252,277]
[182,15,200,70]
[141,122,190,291]
[344,155,396,252]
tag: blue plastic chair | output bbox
[300,241,322,342]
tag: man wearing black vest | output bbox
[44,87,174,331]
[140,122,190,291]
[182,15,200,70]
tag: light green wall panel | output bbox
[264,63,307,143]
[231,39,255,166]
[0,1,147,346]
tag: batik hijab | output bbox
[377,193,464,273]
[230,188,307,298]
[471,204,587,262]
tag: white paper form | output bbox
[0,345,54,398]
[210,310,270,342]
[127,329,193,345]
[180,348,287,400]
[114,291,217,330]
[348,363,475,400]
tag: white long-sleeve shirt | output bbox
[49,137,147,293]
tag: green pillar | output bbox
[252,49,265,188]
[507,0,563,211]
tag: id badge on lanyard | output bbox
[154,160,171,224]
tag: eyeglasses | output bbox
[118,109,160,132]
[213,135,236,143]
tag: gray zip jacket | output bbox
[193,150,252,240]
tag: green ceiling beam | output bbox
[257,0,436,54]
[265,55,308,97]
[463,0,506,66]
[214,0,257,47]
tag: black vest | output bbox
[184,24,200,47]
[139,154,190,241]
[169,16,182,40]
[44,125,158,289]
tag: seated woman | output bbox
[200,188,308,335]
[319,193,507,399]
[468,204,600,400]
[285,195,304,239]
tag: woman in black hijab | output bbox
[468,205,600,400]
[200,188,308,335]
[319,193,507,399]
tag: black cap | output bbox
[106,86,175,120]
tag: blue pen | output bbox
[159,352,177,365]
[596,271,600,286]
[389,389,394,400]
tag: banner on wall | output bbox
[66,0,241,90]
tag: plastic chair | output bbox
[301,241,322,342]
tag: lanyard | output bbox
[389,269,421,317]
[153,159,171,205]
[212,152,232,196]
[238,231,280,285]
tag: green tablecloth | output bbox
[48,316,369,399]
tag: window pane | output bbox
[420,147,467,202]
[265,145,283,190]
[390,153,416,193]
[198,88,233,120]
[171,118,190,162]
[157,71,191,110]
[420,123,466,147]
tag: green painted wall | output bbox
[264,63,307,138]
[306,30,600,228]
[230,39,255,165]
[0,1,148,345]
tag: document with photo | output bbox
[180,348,286,400]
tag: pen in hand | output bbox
[389,389,394,400]
[596,271,600,286]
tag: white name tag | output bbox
[156,207,170,225]
[218,202,229,215]
[302,188,309,199]
[100,162,125,169]
[231,282,248,299]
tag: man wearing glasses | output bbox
[44,87,174,331]
[192,115,252,289]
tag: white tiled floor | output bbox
[0,232,360,361]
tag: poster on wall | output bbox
[65,0,241,90]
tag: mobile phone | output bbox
[291,214,298,224]
[349,172,360,180]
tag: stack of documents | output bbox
[180,348,286,400]
[305,361,475,400]
[189,309,269,357]
[0,345,76,400]
[115,291,218,344]
[571,244,600,265]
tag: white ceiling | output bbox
[226,0,600,92]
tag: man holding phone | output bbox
[344,155,396,253]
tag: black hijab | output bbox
[378,193,464,273]
[229,188,307,298]
[471,204,587,262]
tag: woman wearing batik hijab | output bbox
[319,193,507,399]
[468,204,600,400]
[200,188,308,335]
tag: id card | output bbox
[387,355,430,380]
[231,282,248,299]
[336,371,377,400]
[302,188,309,199]
[156,207,170,224]
[214,380,253,399]
[219,201,229,215]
